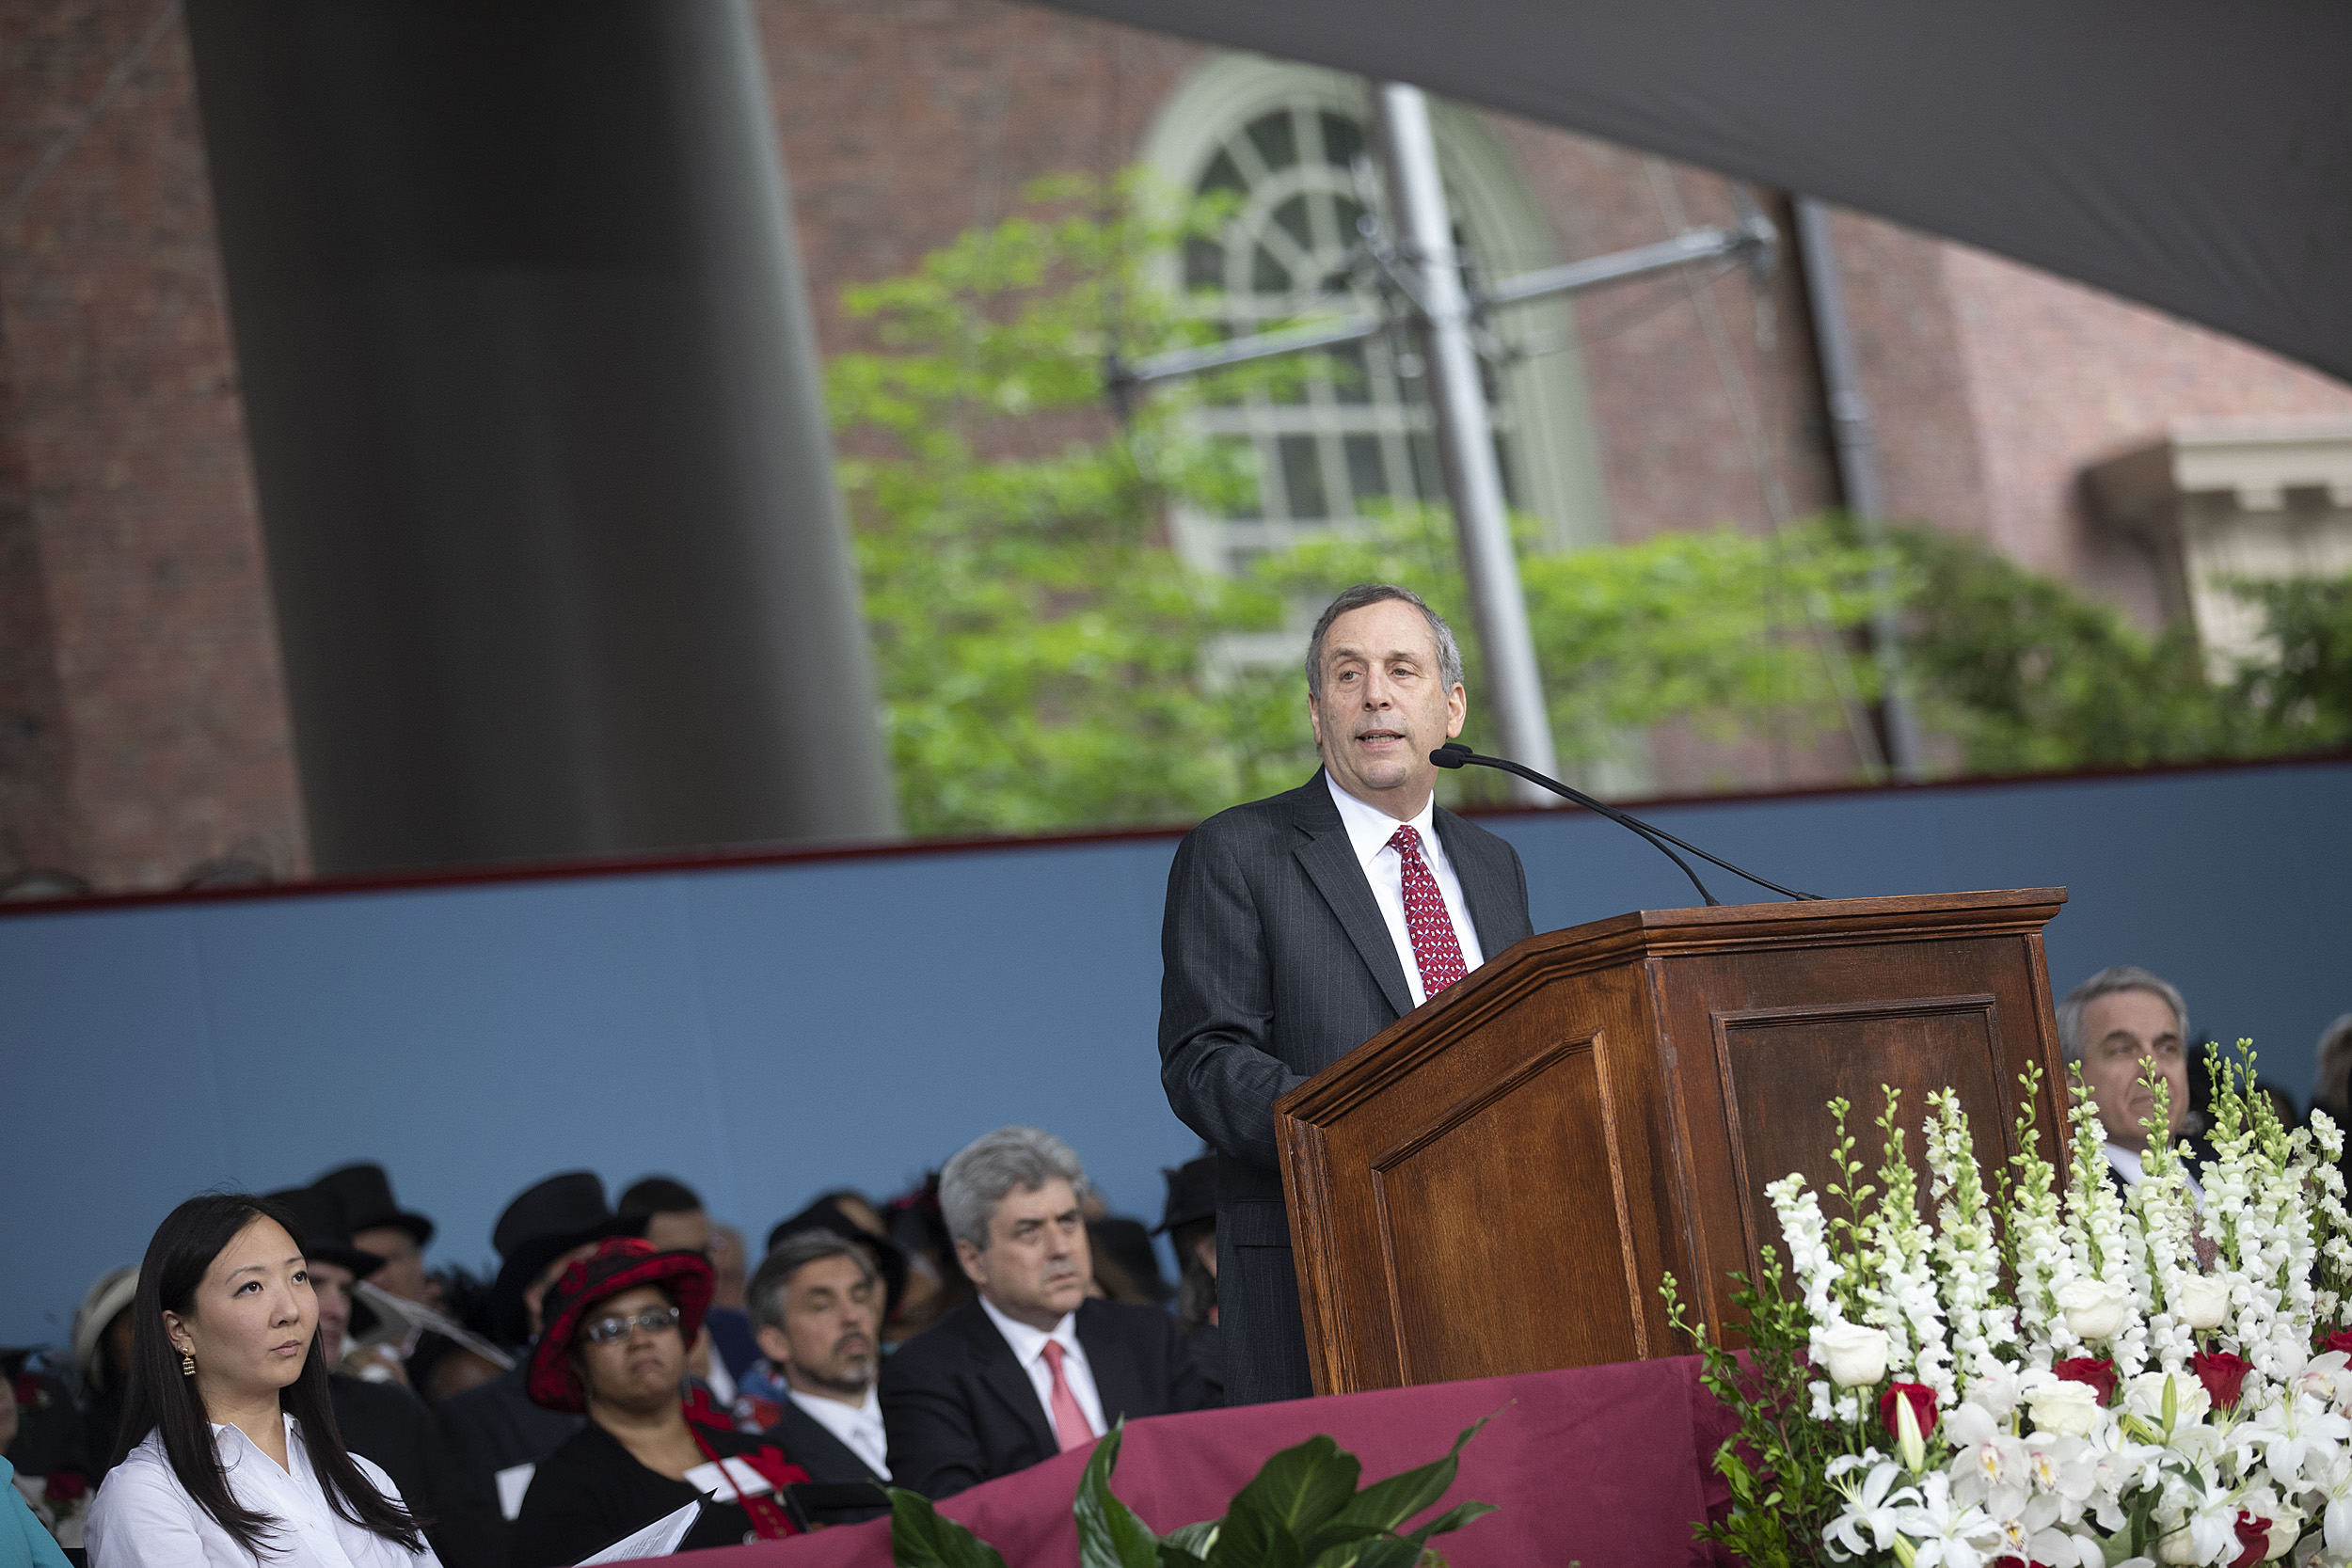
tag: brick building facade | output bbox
[4,0,2348,890]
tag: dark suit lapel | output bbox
[1074,1301,1148,1425]
[774,1401,882,1483]
[962,1306,1057,1459]
[1291,774,1415,1018]
[1433,808,1519,953]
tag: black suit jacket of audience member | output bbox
[879,1297,1216,1498]
[433,1359,583,1568]
[760,1398,885,1486]
[328,1374,450,1558]
[2103,1132,2220,1205]
[1158,769,1534,1406]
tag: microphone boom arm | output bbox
[1432,744,1820,905]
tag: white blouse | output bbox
[87,1414,439,1568]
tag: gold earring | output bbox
[181,1349,196,1377]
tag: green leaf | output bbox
[1075,1422,1162,1568]
[1223,1434,1362,1538]
[1327,1417,1486,1532]
[1405,1500,1500,1543]
[888,1487,1009,1568]
[1162,1521,1219,1557]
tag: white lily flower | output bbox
[1892,1472,2005,1568]
[1827,1457,1917,1558]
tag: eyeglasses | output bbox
[580,1305,682,1346]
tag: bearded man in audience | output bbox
[745,1232,891,1503]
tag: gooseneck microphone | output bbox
[1430,742,1820,907]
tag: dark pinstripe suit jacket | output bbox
[1156,770,1534,1400]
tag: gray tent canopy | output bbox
[1038,0,2352,384]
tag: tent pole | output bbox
[1375,82,1558,804]
[1792,196,1925,782]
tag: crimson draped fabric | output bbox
[677,1354,1741,1568]
[1032,0,2352,385]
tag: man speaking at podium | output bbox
[1158,584,1534,1404]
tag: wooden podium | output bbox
[1272,888,2073,1396]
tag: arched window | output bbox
[1141,56,1610,576]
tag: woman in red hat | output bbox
[509,1240,809,1567]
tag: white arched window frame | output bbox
[1138,55,1612,578]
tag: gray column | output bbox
[186,0,896,873]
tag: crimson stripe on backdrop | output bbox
[682,1354,1740,1567]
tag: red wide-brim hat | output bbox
[527,1237,715,1414]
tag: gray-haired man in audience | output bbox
[2058,964,2203,1198]
[879,1127,1215,1497]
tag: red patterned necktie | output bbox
[1039,1340,1093,1452]
[1388,825,1468,997]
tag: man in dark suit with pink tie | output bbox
[1158,585,1536,1405]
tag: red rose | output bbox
[41,1470,87,1505]
[2327,1330,2352,1357]
[2053,1356,2120,1405]
[2195,1350,2252,1412]
[1880,1380,1938,1442]
[2232,1511,2271,1568]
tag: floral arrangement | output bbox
[1663,1046,2352,1568]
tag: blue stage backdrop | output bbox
[4,756,2346,1348]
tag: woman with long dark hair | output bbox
[83,1193,437,1566]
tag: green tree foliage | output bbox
[831,172,2352,837]
[827,174,1303,837]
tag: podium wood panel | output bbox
[1276,888,2069,1396]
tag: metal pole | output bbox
[1375,83,1557,802]
[1791,197,1925,782]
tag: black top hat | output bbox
[314,1163,436,1250]
[767,1199,909,1317]
[1154,1156,1216,1235]
[264,1185,385,1340]
[488,1172,646,1343]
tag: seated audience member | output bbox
[84,1193,436,1567]
[435,1173,644,1568]
[70,1266,139,1480]
[509,1240,806,1565]
[2059,965,2204,1197]
[7,1344,91,1538]
[2,1445,72,1568]
[618,1178,755,1387]
[708,1225,749,1313]
[1087,1217,1171,1306]
[880,1128,1214,1497]
[1156,1156,1222,1403]
[745,1234,890,1489]
[2312,1013,2352,1127]
[405,1270,505,1408]
[880,1178,970,1347]
[316,1164,440,1311]
[269,1185,451,1556]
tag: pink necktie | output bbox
[1389,826,1468,997]
[1039,1340,1093,1452]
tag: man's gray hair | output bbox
[940,1126,1090,1251]
[746,1230,876,1331]
[2057,965,2189,1063]
[1304,585,1466,700]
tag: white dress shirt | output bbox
[785,1386,892,1480]
[2104,1141,2206,1204]
[1326,773,1486,1007]
[977,1296,1105,1440]
[87,1414,437,1568]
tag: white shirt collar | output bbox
[1326,771,1438,865]
[977,1293,1082,1369]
